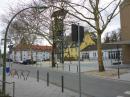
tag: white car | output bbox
[18,61,23,64]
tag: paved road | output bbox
[11,63,130,97]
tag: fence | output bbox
[0,80,15,97]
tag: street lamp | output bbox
[2,5,48,95]
[1,38,12,71]
[8,41,13,69]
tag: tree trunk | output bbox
[31,50,33,61]
[14,49,16,62]
[20,45,23,61]
[30,46,33,61]
[20,50,22,61]
[97,33,105,72]
[52,43,56,67]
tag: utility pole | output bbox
[71,23,84,97]
[78,23,81,97]
[0,49,2,67]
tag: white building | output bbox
[10,45,52,62]
[81,44,122,60]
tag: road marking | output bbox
[124,91,130,95]
[117,96,124,97]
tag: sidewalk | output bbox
[119,73,130,81]
[82,64,130,82]
[1,62,130,97]
[3,76,86,97]
[111,64,130,82]
[38,62,130,82]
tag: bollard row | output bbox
[46,72,64,93]
[37,70,39,82]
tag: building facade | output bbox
[81,44,122,61]
[10,45,52,62]
[64,34,95,60]
[120,0,130,64]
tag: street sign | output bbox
[71,24,84,42]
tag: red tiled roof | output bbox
[14,44,52,52]
[32,45,52,52]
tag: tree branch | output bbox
[102,0,121,32]
[99,0,116,12]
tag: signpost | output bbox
[78,23,81,97]
[71,23,84,97]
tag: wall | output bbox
[81,48,122,61]
[11,50,51,62]
[64,34,95,60]
[120,0,130,64]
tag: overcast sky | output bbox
[0,0,121,43]
[0,0,32,40]
[0,0,32,53]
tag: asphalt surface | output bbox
[11,63,130,97]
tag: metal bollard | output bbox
[61,75,64,93]
[47,72,49,86]
[77,65,78,72]
[13,82,15,97]
[118,66,120,79]
[37,70,39,82]
[57,63,58,69]
[69,65,70,71]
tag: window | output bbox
[108,51,111,59]
[93,52,96,57]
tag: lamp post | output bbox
[8,41,13,69]
[2,6,48,95]
[0,40,2,68]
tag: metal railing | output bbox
[0,80,15,97]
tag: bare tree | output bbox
[1,0,72,67]
[1,2,53,45]
[39,0,122,71]
[1,2,53,61]
[103,33,110,43]
[104,29,121,43]
[1,0,121,71]
[58,0,122,72]
[110,29,121,42]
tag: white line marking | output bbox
[124,91,130,95]
[117,96,124,97]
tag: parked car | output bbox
[6,58,13,62]
[22,59,36,65]
[18,61,23,64]
[43,59,50,61]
